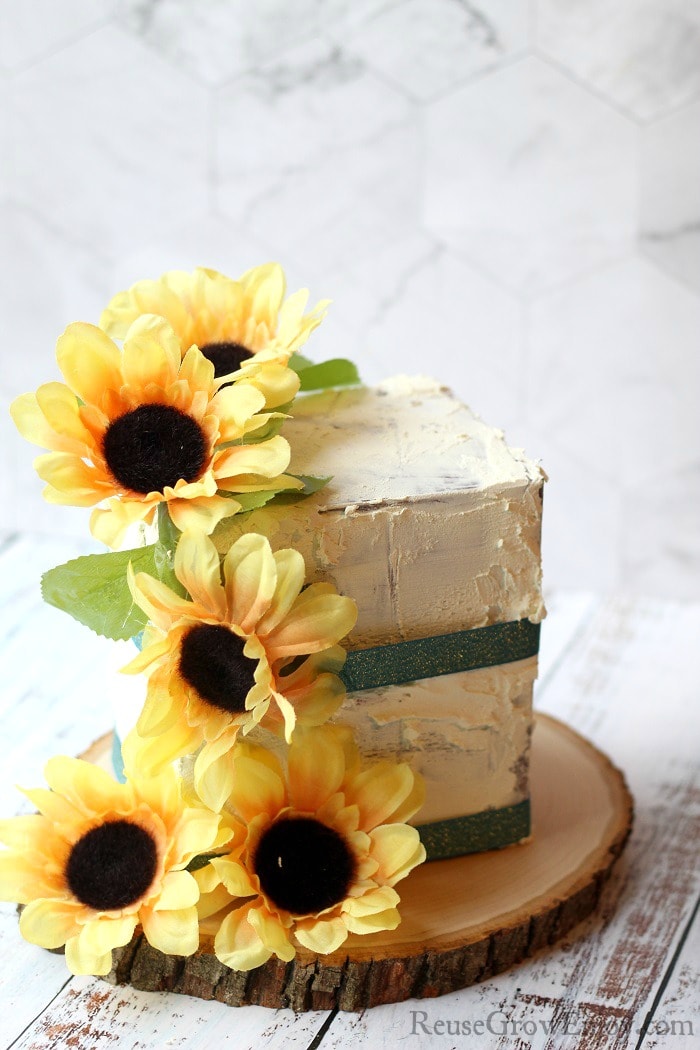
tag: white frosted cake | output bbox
[215,376,546,860]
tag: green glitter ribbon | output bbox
[417,801,531,862]
[340,618,540,692]
[338,618,538,860]
[116,618,538,858]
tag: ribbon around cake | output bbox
[116,617,541,861]
[340,618,541,692]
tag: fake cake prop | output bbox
[2,263,632,1011]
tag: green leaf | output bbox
[272,474,331,503]
[240,407,293,445]
[41,543,179,641]
[297,359,361,392]
[231,490,281,512]
[288,352,314,373]
[186,852,224,873]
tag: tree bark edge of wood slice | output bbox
[89,713,633,1012]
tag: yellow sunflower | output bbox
[100,264,328,408]
[123,530,357,810]
[0,733,227,976]
[194,725,425,970]
[10,315,301,548]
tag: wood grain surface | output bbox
[100,714,632,1010]
[0,536,698,1049]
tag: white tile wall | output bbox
[2,0,699,598]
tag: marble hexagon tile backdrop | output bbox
[2,0,699,599]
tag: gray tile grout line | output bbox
[5,16,112,77]
[533,47,642,126]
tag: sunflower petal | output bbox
[265,588,357,660]
[64,933,113,976]
[214,902,273,970]
[235,363,300,411]
[10,385,93,456]
[120,634,172,676]
[178,345,216,392]
[0,814,50,850]
[288,726,346,812]
[255,549,306,636]
[214,435,292,483]
[90,498,158,549]
[21,787,83,827]
[135,677,182,737]
[248,905,295,961]
[100,279,191,343]
[56,322,123,407]
[153,869,200,911]
[210,857,257,899]
[34,452,109,506]
[43,756,125,817]
[141,904,199,956]
[167,494,240,535]
[294,915,347,955]
[193,730,240,813]
[122,315,181,391]
[130,719,203,777]
[283,671,346,728]
[170,808,223,864]
[123,736,181,815]
[240,262,286,325]
[382,769,426,827]
[210,384,266,437]
[369,825,426,885]
[128,563,199,631]
[343,763,416,832]
[342,885,400,918]
[174,531,226,619]
[223,533,277,632]
[343,906,401,936]
[19,898,83,948]
[78,914,138,956]
[197,880,235,921]
[228,752,285,824]
[0,853,61,903]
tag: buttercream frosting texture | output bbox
[215,376,545,840]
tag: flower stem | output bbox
[155,504,185,594]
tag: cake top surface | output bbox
[282,375,544,510]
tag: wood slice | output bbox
[92,714,633,1011]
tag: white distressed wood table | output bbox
[0,534,697,1050]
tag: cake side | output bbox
[215,376,545,648]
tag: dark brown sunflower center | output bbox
[254,816,357,915]
[66,819,157,911]
[102,404,208,494]
[179,623,257,713]
[199,341,254,378]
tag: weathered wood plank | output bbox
[0,535,128,814]
[0,536,333,1048]
[7,977,331,1050]
[1,543,696,1048]
[637,897,700,1049]
[0,905,72,1048]
[321,597,700,1049]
